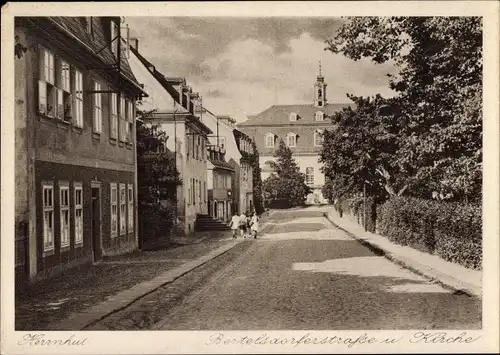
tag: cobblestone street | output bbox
[85,209,481,330]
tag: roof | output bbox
[130,45,183,105]
[208,158,235,172]
[35,17,145,94]
[238,103,355,126]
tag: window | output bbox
[120,96,127,141]
[110,183,118,238]
[93,81,102,133]
[119,184,126,235]
[38,48,55,116]
[289,112,297,121]
[42,183,54,252]
[192,179,196,204]
[74,69,83,127]
[56,61,72,120]
[127,184,133,231]
[127,100,134,142]
[265,133,275,148]
[198,180,202,204]
[110,91,118,139]
[111,21,119,56]
[306,167,314,186]
[287,133,297,147]
[74,183,83,246]
[203,181,206,202]
[60,183,70,248]
[315,111,324,121]
[314,130,324,146]
[187,180,191,205]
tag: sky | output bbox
[126,17,398,123]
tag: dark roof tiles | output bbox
[238,103,355,126]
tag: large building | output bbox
[128,42,212,235]
[237,66,354,204]
[15,17,146,283]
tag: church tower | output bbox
[314,61,327,107]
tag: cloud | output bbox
[206,89,225,98]
[125,17,398,122]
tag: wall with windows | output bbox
[35,161,136,275]
[33,37,136,171]
[15,22,140,281]
[238,125,330,157]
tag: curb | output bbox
[51,239,246,330]
[323,213,481,299]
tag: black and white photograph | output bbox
[1,1,499,354]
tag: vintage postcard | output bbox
[1,1,499,354]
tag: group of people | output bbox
[229,211,260,239]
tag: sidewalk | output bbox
[16,230,237,331]
[323,208,482,299]
[16,213,276,331]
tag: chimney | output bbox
[131,38,139,51]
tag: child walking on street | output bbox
[229,212,240,239]
[250,212,260,239]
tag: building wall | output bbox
[201,110,242,211]
[239,124,329,158]
[16,22,139,281]
[35,161,136,277]
[15,26,36,280]
[183,135,208,234]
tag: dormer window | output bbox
[315,111,324,121]
[289,112,297,122]
[286,132,297,147]
[265,133,275,148]
[110,20,119,56]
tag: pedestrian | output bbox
[229,212,240,239]
[239,211,247,238]
[250,212,260,239]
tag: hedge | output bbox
[138,202,176,246]
[377,196,482,270]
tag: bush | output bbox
[377,196,481,270]
[138,202,176,245]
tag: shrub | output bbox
[138,202,176,245]
[377,196,482,270]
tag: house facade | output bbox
[237,67,354,204]
[15,17,146,283]
[195,108,243,215]
[206,145,234,223]
[128,43,212,235]
[233,129,255,214]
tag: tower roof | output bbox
[316,60,324,82]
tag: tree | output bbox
[136,108,182,245]
[263,140,312,208]
[136,110,182,203]
[250,140,265,214]
[322,17,482,203]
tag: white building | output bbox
[128,41,212,235]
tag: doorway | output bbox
[91,186,102,262]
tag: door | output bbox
[91,187,102,262]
